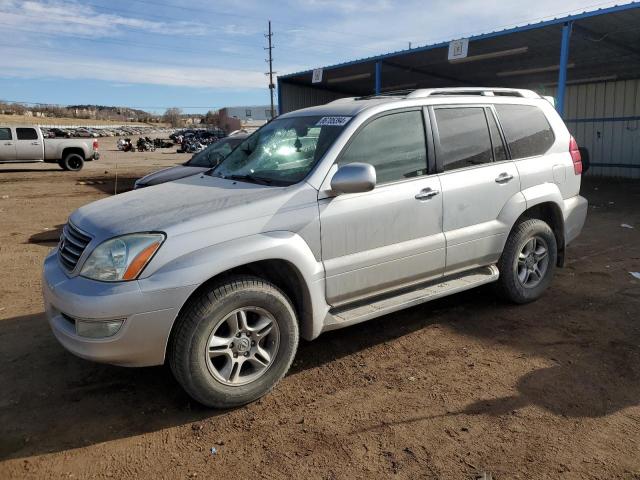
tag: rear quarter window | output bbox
[495,104,554,159]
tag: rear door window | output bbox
[0,128,12,140]
[495,104,554,159]
[434,107,493,171]
[16,128,38,140]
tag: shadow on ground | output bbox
[76,175,140,195]
[0,168,62,173]
[2,278,639,461]
[27,225,64,246]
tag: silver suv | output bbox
[42,88,588,407]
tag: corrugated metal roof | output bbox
[279,2,640,80]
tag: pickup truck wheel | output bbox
[169,276,299,408]
[60,153,84,171]
[496,219,557,304]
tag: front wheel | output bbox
[169,276,299,408]
[496,219,557,304]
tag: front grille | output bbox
[58,222,92,272]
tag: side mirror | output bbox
[330,163,376,194]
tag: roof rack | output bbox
[406,87,541,99]
[326,87,544,106]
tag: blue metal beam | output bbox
[277,78,282,116]
[374,61,382,95]
[556,21,573,117]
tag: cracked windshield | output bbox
[212,116,349,185]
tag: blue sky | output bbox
[0,0,634,114]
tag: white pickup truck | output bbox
[0,125,99,171]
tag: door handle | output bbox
[31,142,40,145]
[415,188,440,200]
[495,173,514,183]
[4,142,12,146]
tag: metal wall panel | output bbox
[549,79,640,179]
[280,83,348,114]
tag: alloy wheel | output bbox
[205,307,280,386]
[516,235,549,288]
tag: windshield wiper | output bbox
[224,173,273,185]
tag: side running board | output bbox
[323,265,499,332]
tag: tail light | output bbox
[92,140,99,151]
[569,136,582,175]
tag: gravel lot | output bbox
[1,137,639,479]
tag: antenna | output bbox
[265,20,276,119]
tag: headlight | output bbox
[80,233,165,282]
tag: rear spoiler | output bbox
[542,95,556,107]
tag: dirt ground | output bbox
[0,138,639,479]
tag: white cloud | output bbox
[0,47,268,89]
[0,0,208,37]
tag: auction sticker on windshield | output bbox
[316,116,351,126]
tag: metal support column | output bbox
[375,61,382,95]
[556,21,573,117]
[277,78,282,116]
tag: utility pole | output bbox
[265,20,276,119]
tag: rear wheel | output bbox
[59,153,84,171]
[496,219,557,304]
[169,276,299,408]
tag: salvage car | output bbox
[0,125,99,171]
[134,133,249,189]
[43,88,588,407]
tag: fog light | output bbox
[76,319,124,338]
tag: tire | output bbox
[169,275,299,408]
[496,218,557,304]
[59,153,84,171]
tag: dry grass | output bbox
[0,114,167,127]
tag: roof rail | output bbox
[406,87,541,99]
[327,97,357,104]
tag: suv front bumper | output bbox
[42,250,192,367]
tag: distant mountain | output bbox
[66,105,154,121]
[0,100,162,122]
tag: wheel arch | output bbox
[498,184,566,267]
[147,232,328,364]
[61,146,86,161]
[515,201,565,266]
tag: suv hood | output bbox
[71,174,304,241]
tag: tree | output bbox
[202,110,221,126]
[163,107,183,127]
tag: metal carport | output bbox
[278,3,640,178]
